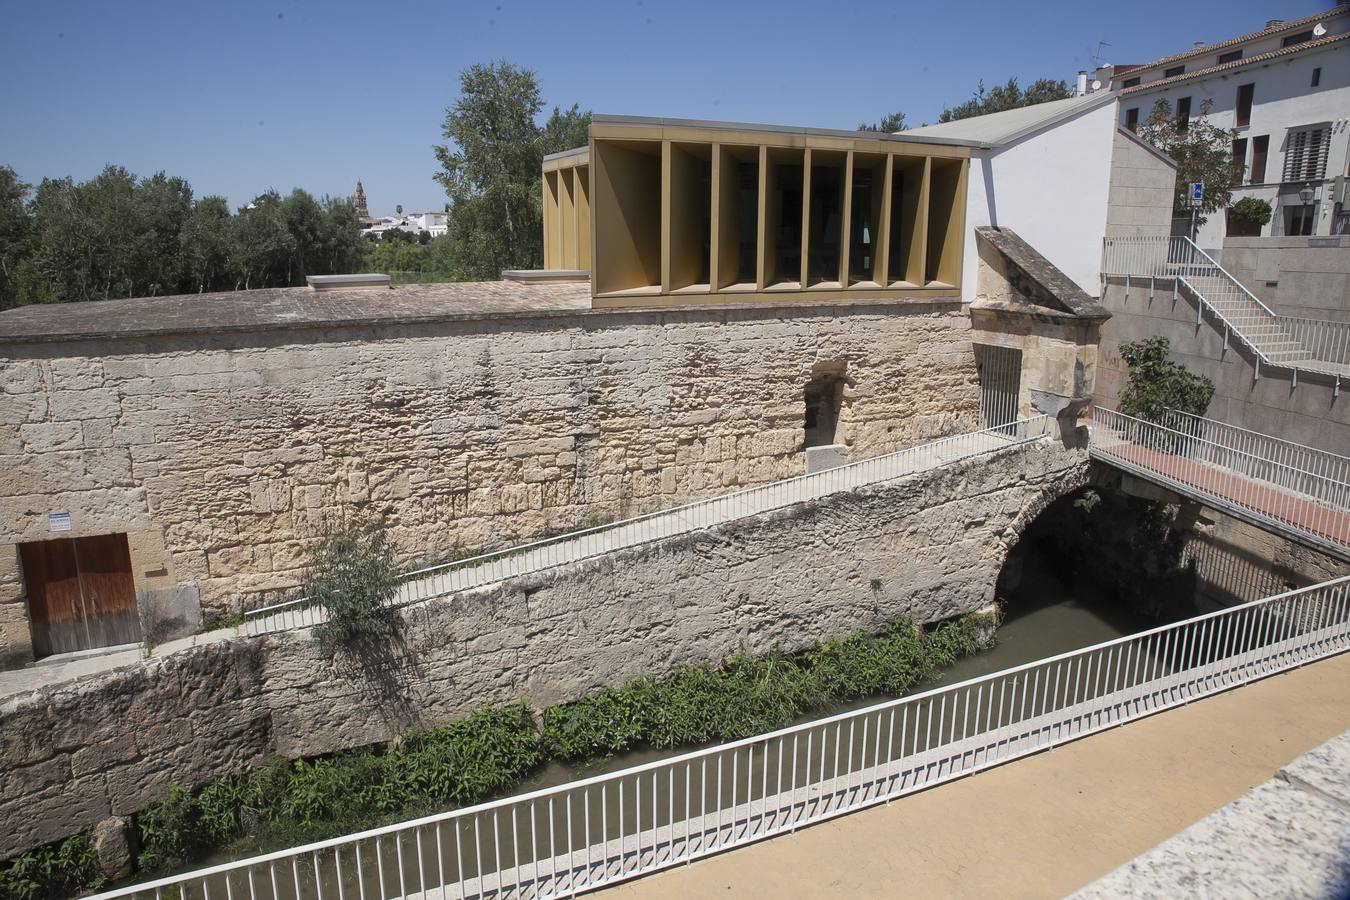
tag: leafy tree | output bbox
[229,192,296,289]
[937,77,1072,123]
[1137,98,1240,220]
[857,112,907,133]
[0,166,32,309]
[434,61,591,280]
[180,195,233,293]
[541,103,592,154]
[1118,337,1214,421]
[306,517,401,650]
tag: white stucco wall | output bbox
[962,98,1119,299]
[1119,39,1350,244]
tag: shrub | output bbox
[1229,196,1272,226]
[0,835,103,900]
[305,517,402,648]
[1118,337,1214,421]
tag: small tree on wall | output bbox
[1118,337,1215,421]
[306,516,402,649]
[1136,99,1241,224]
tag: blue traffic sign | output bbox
[1190,182,1204,202]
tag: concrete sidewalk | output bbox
[599,651,1350,900]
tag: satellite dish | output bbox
[1091,79,1103,91]
[1313,22,1327,35]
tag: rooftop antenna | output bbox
[1090,41,1112,70]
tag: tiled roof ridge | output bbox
[1139,5,1347,70]
[1121,31,1349,95]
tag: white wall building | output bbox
[905,92,1170,299]
[1094,5,1350,245]
[362,211,449,239]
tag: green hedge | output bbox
[1,615,982,899]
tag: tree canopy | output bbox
[434,60,591,280]
[858,112,907,133]
[0,167,368,307]
[1136,98,1241,219]
[937,77,1072,123]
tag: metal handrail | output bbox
[1089,407,1350,557]
[242,417,1053,635]
[94,575,1350,900]
[1100,236,1350,375]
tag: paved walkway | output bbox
[598,651,1350,900]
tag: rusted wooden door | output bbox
[19,534,141,658]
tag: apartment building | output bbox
[1095,5,1349,244]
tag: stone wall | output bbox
[1216,236,1350,323]
[1094,279,1350,454]
[0,299,981,666]
[0,440,1089,859]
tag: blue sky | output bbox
[1,0,1322,215]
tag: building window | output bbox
[1282,30,1313,47]
[1176,96,1192,131]
[1125,107,1139,131]
[1218,50,1243,64]
[1286,204,1315,236]
[1283,125,1332,182]
[1311,67,1321,88]
[1164,65,1185,78]
[1236,83,1254,127]
[1250,135,1269,184]
[1232,137,1248,182]
[1122,76,1141,88]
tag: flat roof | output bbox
[899,92,1116,147]
[589,113,990,148]
[0,281,592,344]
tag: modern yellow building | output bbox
[543,116,972,308]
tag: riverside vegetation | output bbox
[0,615,984,899]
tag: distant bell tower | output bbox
[355,180,369,219]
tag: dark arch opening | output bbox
[989,484,1200,664]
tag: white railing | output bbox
[1101,236,1350,375]
[242,417,1052,636]
[95,576,1350,900]
[1090,407,1350,557]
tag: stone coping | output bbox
[0,283,960,346]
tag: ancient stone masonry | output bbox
[0,440,1088,858]
[0,297,981,665]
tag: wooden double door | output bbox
[18,533,142,658]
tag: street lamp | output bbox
[1299,183,1315,205]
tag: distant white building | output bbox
[361,211,449,239]
[1089,5,1350,244]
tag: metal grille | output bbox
[975,344,1022,432]
[1282,125,1330,183]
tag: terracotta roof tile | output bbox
[1121,31,1349,95]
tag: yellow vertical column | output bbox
[838,151,854,285]
[910,157,931,285]
[875,155,894,286]
[799,148,813,287]
[756,145,770,291]
[660,140,673,294]
[709,144,723,291]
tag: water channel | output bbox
[177,542,1174,899]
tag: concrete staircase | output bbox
[1175,255,1350,377]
